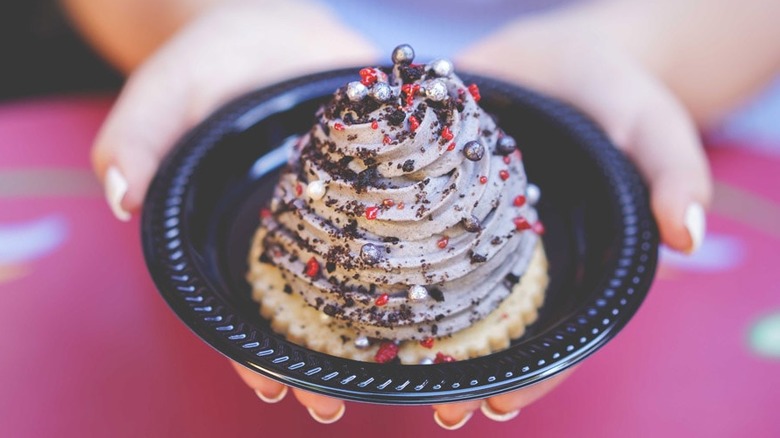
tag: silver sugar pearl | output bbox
[462,215,482,233]
[429,59,454,77]
[391,44,415,64]
[370,82,393,102]
[425,80,449,102]
[360,243,382,264]
[420,357,434,365]
[345,81,368,102]
[354,335,370,349]
[408,285,428,301]
[306,180,326,200]
[497,135,517,155]
[463,140,485,161]
[526,183,541,206]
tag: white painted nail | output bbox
[307,403,345,424]
[684,202,706,254]
[254,386,287,404]
[434,410,473,430]
[481,401,520,422]
[104,166,131,222]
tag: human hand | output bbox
[429,10,713,429]
[90,0,377,424]
[457,14,712,255]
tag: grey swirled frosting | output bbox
[258,46,540,341]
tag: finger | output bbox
[291,388,346,424]
[481,369,573,422]
[230,361,288,403]
[91,55,197,220]
[431,400,481,430]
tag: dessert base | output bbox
[247,228,548,364]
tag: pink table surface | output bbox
[1,96,778,438]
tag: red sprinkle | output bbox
[437,236,449,249]
[397,202,405,210]
[533,221,546,235]
[365,206,379,220]
[383,134,392,145]
[375,293,389,306]
[295,183,303,197]
[333,122,345,131]
[374,341,399,364]
[382,198,395,207]
[446,142,456,151]
[409,115,420,132]
[434,352,456,364]
[499,170,510,181]
[305,257,320,278]
[401,83,420,107]
[514,216,532,231]
[371,120,378,130]
[468,83,481,102]
[420,338,435,349]
[441,126,454,141]
[260,208,272,219]
[503,155,511,164]
[479,176,488,184]
[359,68,377,86]
[513,195,527,207]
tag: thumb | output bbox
[458,36,712,253]
[91,1,379,221]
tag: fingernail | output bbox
[307,403,345,424]
[684,202,706,254]
[434,410,473,430]
[481,401,520,422]
[254,386,287,404]
[105,166,131,222]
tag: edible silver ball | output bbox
[420,357,434,365]
[462,215,481,233]
[392,44,415,64]
[429,59,454,77]
[425,80,449,102]
[526,183,541,206]
[306,180,326,201]
[354,336,370,349]
[345,81,368,102]
[370,82,393,102]
[463,140,485,161]
[360,243,382,264]
[497,135,517,155]
[408,285,428,301]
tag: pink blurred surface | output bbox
[1,96,778,437]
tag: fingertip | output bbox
[230,361,287,403]
[104,166,131,222]
[292,389,346,424]
[432,400,481,430]
[651,182,709,254]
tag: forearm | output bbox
[59,0,365,76]
[60,0,220,73]
[530,0,780,126]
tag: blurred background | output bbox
[1,1,779,437]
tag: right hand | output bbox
[90,0,378,423]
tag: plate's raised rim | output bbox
[141,68,658,405]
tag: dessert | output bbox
[248,45,548,364]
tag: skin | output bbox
[63,0,780,427]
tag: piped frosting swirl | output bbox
[259,45,540,341]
